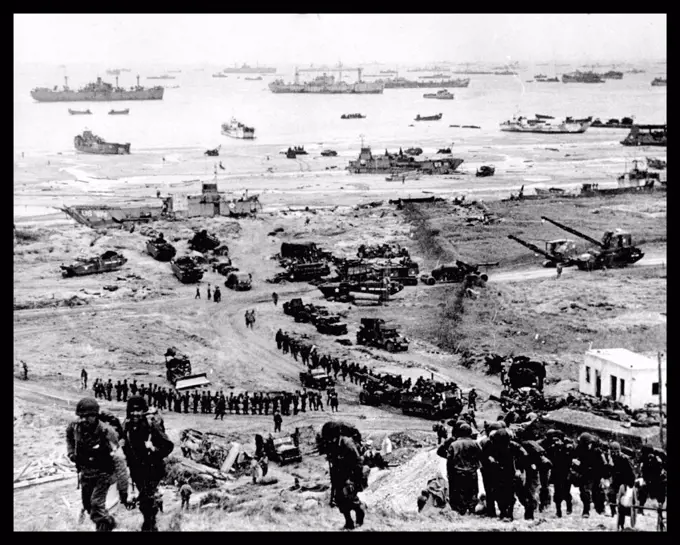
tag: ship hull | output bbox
[385,80,469,89]
[270,88,383,94]
[221,129,255,139]
[500,121,591,134]
[74,135,131,155]
[349,158,464,175]
[500,127,589,134]
[224,67,276,73]
[30,89,164,102]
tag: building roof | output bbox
[586,348,660,371]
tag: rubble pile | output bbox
[13,452,77,487]
[561,392,664,427]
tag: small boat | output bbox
[108,108,129,115]
[244,76,263,81]
[285,146,307,159]
[591,117,634,129]
[341,113,366,119]
[423,89,454,100]
[651,77,667,87]
[147,74,176,80]
[212,73,229,78]
[321,149,338,157]
[204,145,221,157]
[415,113,443,121]
[535,77,560,83]
[462,125,481,129]
[69,108,92,115]
[646,157,667,170]
[437,147,452,154]
[74,130,130,155]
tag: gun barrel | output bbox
[540,216,603,247]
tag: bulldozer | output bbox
[507,235,577,268]
[356,318,409,352]
[540,216,644,271]
[164,347,193,385]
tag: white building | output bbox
[579,349,666,410]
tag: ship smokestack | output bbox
[136,75,140,87]
[64,75,69,89]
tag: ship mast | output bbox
[64,76,69,90]
[136,74,140,87]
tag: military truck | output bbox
[225,271,252,291]
[359,377,403,407]
[268,262,331,284]
[300,367,335,389]
[507,356,547,391]
[420,260,496,285]
[188,230,220,253]
[400,390,464,420]
[371,261,420,286]
[60,250,128,277]
[283,298,330,323]
[357,243,409,260]
[265,432,303,465]
[317,280,401,303]
[212,259,238,276]
[356,318,409,352]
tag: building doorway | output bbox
[610,375,618,399]
[595,371,602,397]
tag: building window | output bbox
[652,382,659,395]
[585,366,591,383]
[620,378,625,397]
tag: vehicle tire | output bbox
[481,274,488,282]
[427,277,436,286]
[385,341,395,353]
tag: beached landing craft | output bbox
[347,146,463,175]
[31,75,163,102]
[620,125,667,147]
[68,109,92,115]
[108,108,129,115]
[74,130,131,155]
[415,113,443,121]
[500,115,593,134]
[221,118,255,139]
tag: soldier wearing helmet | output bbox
[120,396,174,532]
[65,397,117,531]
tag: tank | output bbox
[188,230,220,252]
[171,256,204,283]
[60,250,127,277]
[146,235,176,261]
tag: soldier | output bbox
[468,388,478,411]
[273,411,282,433]
[282,333,290,354]
[130,379,138,397]
[121,396,174,532]
[22,361,29,380]
[121,379,129,402]
[213,286,221,303]
[330,392,339,413]
[182,391,189,413]
[214,395,226,420]
[607,442,636,517]
[292,392,299,415]
[540,429,574,517]
[192,391,200,414]
[179,481,193,510]
[300,389,307,413]
[258,392,264,415]
[104,379,113,401]
[66,398,117,531]
[341,361,348,382]
[637,444,667,512]
[228,392,235,414]
[195,287,200,299]
[146,384,154,407]
[320,422,366,530]
[243,392,250,415]
[174,392,183,413]
[433,420,448,445]
[207,283,212,301]
[275,329,284,350]
[574,433,608,518]
[332,358,340,380]
[556,262,563,279]
[485,427,525,522]
[443,423,481,515]
[272,292,279,306]
[81,368,88,390]
[290,341,299,362]
[263,393,271,415]
[516,428,552,520]
[114,381,122,402]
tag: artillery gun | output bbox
[356,318,409,352]
[507,235,577,268]
[420,260,497,285]
[540,216,644,271]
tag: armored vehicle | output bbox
[507,235,577,267]
[300,367,335,389]
[171,256,204,283]
[188,230,220,253]
[420,260,494,285]
[356,318,409,352]
[400,389,464,420]
[225,271,252,291]
[540,216,644,271]
[359,377,403,407]
[265,433,303,465]
[212,259,238,276]
[60,250,127,277]
[146,234,176,261]
[315,315,348,336]
[164,347,193,385]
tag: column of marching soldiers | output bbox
[90,375,335,418]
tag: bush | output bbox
[14,229,40,244]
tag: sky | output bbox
[14,14,666,67]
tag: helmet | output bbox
[76,397,100,416]
[610,441,621,452]
[457,423,473,438]
[126,395,148,414]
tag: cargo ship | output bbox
[30,76,164,102]
[561,71,605,83]
[601,70,623,79]
[221,118,255,139]
[620,125,667,147]
[382,77,470,89]
[347,146,463,175]
[269,73,384,94]
[651,77,667,86]
[74,130,131,154]
[224,63,276,74]
[147,74,176,80]
[500,115,593,134]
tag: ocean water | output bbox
[13,63,667,156]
